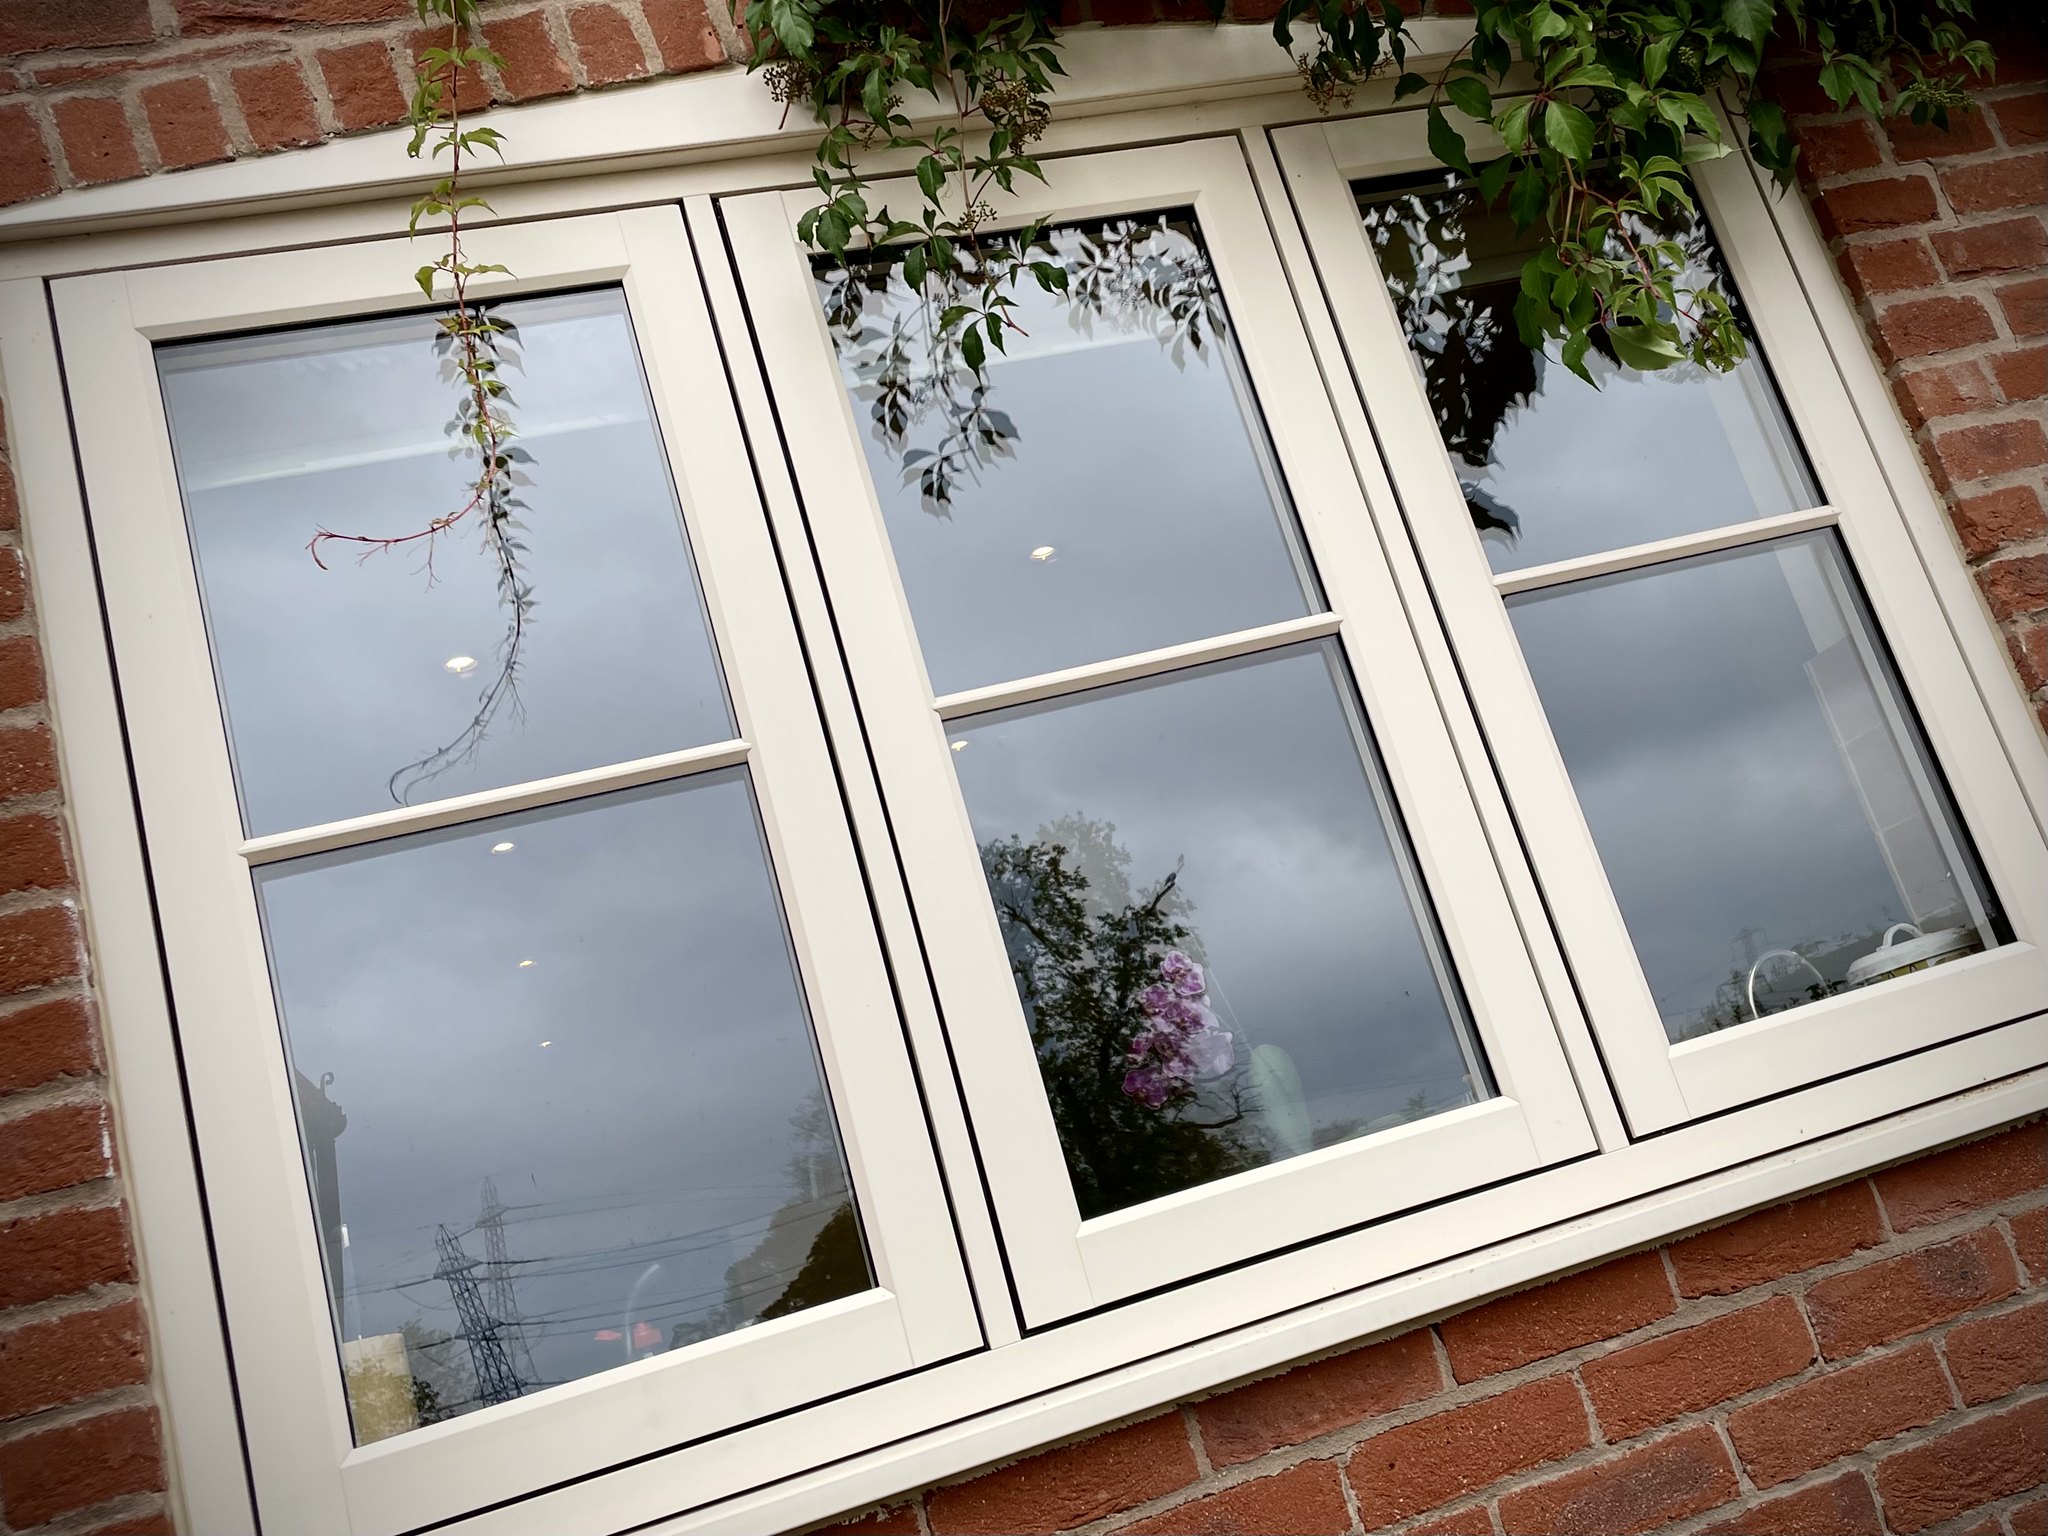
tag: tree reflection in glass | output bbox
[1356,172,1819,572]
[955,644,1493,1219]
[817,212,1319,695]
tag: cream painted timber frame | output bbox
[2,28,2045,1535]
[1273,108,2048,1135]
[725,135,1596,1328]
[50,206,980,1536]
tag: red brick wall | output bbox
[0,403,170,1533]
[814,1124,2048,1536]
[0,8,2043,1535]
[1775,21,2048,733]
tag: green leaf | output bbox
[1722,0,1773,48]
[1393,71,1430,100]
[1643,33,1676,88]
[1560,328,1593,384]
[1494,98,1531,149]
[1509,166,1547,227]
[1477,156,1514,205]
[1427,106,1475,177]
[1543,101,1595,161]
[1606,320,1687,371]
[1445,75,1492,122]
[960,324,985,371]
[415,264,439,297]
[916,156,946,203]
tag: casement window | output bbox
[20,67,2047,1536]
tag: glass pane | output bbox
[949,641,1490,1218]
[160,289,734,836]
[258,771,868,1444]
[818,212,1319,695]
[1357,173,1819,573]
[1508,532,2006,1043]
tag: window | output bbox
[55,210,976,1534]
[1274,108,2048,1131]
[728,138,1591,1324]
[30,85,2048,1536]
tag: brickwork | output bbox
[0,5,2042,1534]
[813,1123,2048,1536]
[1778,20,2048,732]
[0,401,169,1535]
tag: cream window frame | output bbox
[1272,109,2048,1134]
[50,205,981,1536]
[724,135,1596,1328]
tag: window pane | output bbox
[256,772,868,1444]
[950,642,1490,1219]
[1357,174,1819,573]
[818,213,1319,695]
[1508,532,2006,1043]
[160,289,734,836]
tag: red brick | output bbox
[1953,486,2048,558]
[0,812,69,894]
[0,1097,109,1205]
[52,96,142,187]
[1820,174,1940,236]
[2014,1492,2048,1536]
[231,61,320,151]
[1808,1229,2022,1359]
[2013,1207,2048,1283]
[1945,1299,2048,1405]
[1994,346,2048,402]
[318,41,408,132]
[2013,625,2048,694]
[1995,93,2048,148]
[1889,110,1997,161]
[0,455,16,531]
[407,26,490,114]
[1896,360,1998,429]
[0,546,22,624]
[1934,418,2048,485]
[1407,1508,1495,1536]
[1727,1343,1953,1486]
[0,1202,134,1311]
[0,723,59,802]
[1980,555,2048,624]
[0,995,99,1094]
[0,105,57,207]
[174,0,406,28]
[1877,1127,2048,1231]
[1441,1253,1674,1380]
[1935,217,2048,282]
[1874,1398,2048,1532]
[1840,237,1940,298]
[0,1405,163,1527]
[1348,1375,1589,1526]
[1876,295,1998,362]
[0,1298,149,1420]
[568,4,651,86]
[1581,1295,1814,1440]
[1794,119,1882,178]
[925,1416,1197,1534]
[0,0,154,53]
[1943,154,2048,214]
[1702,1471,1883,1535]
[1498,1424,1738,1535]
[810,1505,919,1536]
[1196,1330,1440,1467]
[2000,276,2047,338]
[1120,1460,1350,1536]
[645,0,724,73]
[0,903,80,996]
[484,9,575,101]
[1,633,47,711]
[140,77,230,171]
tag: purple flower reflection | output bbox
[1121,949,1234,1108]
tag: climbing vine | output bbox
[742,0,1997,381]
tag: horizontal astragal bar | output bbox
[1491,507,1840,597]
[238,739,752,865]
[933,613,1344,721]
